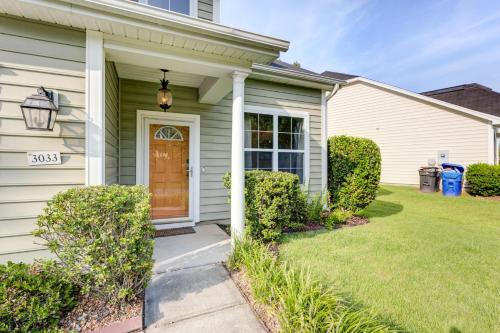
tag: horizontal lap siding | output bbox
[198,0,213,21]
[245,80,323,194]
[119,79,232,223]
[120,79,323,224]
[0,16,85,263]
[328,82,490,185]
[105,62,120,184]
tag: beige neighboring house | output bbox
[0,0,343,263]
[323,72,500,185]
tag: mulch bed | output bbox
[228,267,280,333]
[345,215,369,227]
[60,294,143,333]
[283,222,325,234]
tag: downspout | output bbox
[493,123,500,165]
[321,83,341,197]
[326,83,341,101]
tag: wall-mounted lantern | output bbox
[20,87,59,131]
[157,69,173,111]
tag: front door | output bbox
[149,124,189,220]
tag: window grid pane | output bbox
[245,113,306,184]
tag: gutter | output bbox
[251,64,345,89]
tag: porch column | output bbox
[230,71,248,245]
[85,30,106,185]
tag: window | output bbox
[139,0,191,15]
[244,110,308,184]
[154,126,184,141]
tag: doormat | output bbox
[155,227,196,238]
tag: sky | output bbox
[221,0,500,93]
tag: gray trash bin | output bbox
[419,167,440,193]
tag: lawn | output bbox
[280,185,500,333]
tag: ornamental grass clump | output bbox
[223,170,307,242]
[229,237,401,333]
[35,185,154,304]
[328,136,381,213]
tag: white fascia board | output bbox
[347,77,500,123]
[251,64,345,90]
[43,0,289,52]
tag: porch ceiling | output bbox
[114,63,206,88]
[0,0,287,66]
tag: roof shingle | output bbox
[422,84,500,118]
[321,71,358,81]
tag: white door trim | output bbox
[136,110,200,224]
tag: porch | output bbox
[87,26,276,236]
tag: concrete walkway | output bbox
[145,224,266,333]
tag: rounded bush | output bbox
[465,163,500,196]
[0,260,77,332]
[35,185,154,304]
[328,135,381,212]
[223,170,307,242]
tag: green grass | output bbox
[280,185,500,333]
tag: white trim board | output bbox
[136,110,201,224]
[85,30,106,185]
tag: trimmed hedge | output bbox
[466,163,500,196]
[0,261,77,332]
[35,185,154,304]
[223,171,306,242]
[328,136,381,212]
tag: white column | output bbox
[85,30,106,185]
[230,71,248,245]
[320,90,328,193]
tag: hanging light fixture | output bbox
[20,87,59,131]
[157,69,173,111]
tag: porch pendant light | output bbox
[157,69,173,111]
[20,86,59,131]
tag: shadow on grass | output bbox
[377,187,393,197]
[363,199,403,219]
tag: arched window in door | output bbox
[154,126,184,141]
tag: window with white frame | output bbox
[139,0,191,15]
[244,110,308,184]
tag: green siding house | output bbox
[0,0,342,263]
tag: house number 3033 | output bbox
[27,151,61,166]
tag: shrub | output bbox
[328,135,381,213]
[324,209,353,230]
[465,163,500,196]
[223,171,307,242]
[34,185,154,304]
[228,237,400,333]
[0,260,77,332]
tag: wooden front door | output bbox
[149,124,189,220]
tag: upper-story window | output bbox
[139,0,190,15]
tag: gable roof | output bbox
[342,77,500,124]
[321,71,359,81]
[421,84,500,118]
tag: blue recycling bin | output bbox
[441,163,464,196]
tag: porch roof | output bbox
[0,0,289,66]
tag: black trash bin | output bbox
[418,167,440,193]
